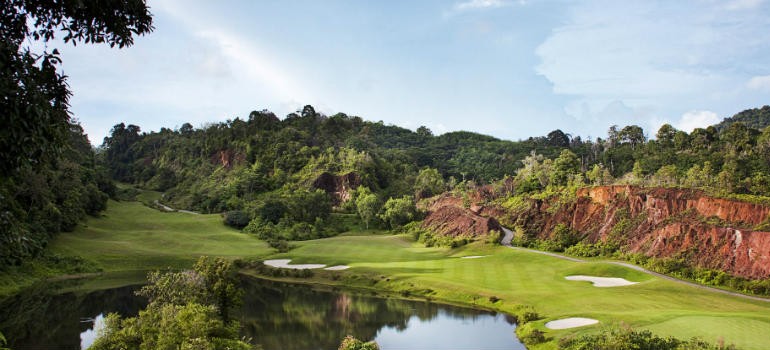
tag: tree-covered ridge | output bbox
[715,105,770,132]
[101,106,571,214]
[105,104,770,210]
[98,104,770,250]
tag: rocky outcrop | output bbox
[210,149,245,169]
[311,172,362,205]
[422,195,502,237]
[422,205,502,238]
[424,186,770,279]
[508,186,770,279]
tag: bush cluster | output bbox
[558,327,736,350]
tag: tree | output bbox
[656,124,677,147]
[179,122,194,135]
[379,196,417,229]
[587,164,613,185]
[356,191,379,229]
[550,149,580,186]
[416,126,433,137]
[91,257,251,350]
[414,167,444,199]
[547,129,570,148]
[101,123,143,181]
[619,125,645,149]
[1,0,153,175]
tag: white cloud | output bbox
[725,0,765,10]
[455,0,505,11]
[535,2,770,134]
[747,75,770,90]
[195,28,307,102]
[676,110,721,133]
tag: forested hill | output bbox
[101,106,574,212]
[102,104,770,217]
[715,105,770,131]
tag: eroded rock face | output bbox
[510,186,770,279]
[422,205,502,238]
[311,172,362,205]
[210,149,245,169]
[422,195,502,237]
[424,186,770,279]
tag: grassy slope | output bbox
[49,199,271,272]
[44,199,770,349]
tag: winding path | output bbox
[499,227,770,303]
[153,200,199,215]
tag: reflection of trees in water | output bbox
[0,282,145,349]
[237,277,496,350]
[0,277,507,350]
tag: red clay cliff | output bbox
[426,186,770,279]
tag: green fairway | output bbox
[273,234,770,350]
[50,199,271,272]
[47,199,770,349]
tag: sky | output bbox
[50,0,770,145]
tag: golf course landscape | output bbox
[39,195,770,350]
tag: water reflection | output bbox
[0,284,145,350]
[80,314,105,349]
[238,278,524,350]
[0,277,525,350]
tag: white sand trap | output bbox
[324,265,351,271]
[264,259,326,269]
[545,317,599,330]
[565,275,638,287]
[460,255,487,259]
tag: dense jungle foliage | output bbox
[101,105,770,239]
[0,0,152,267]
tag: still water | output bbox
[0,278,525,350]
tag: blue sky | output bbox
[53,0,770,145]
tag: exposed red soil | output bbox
[425,186,770,279]
[210,149,245,169]
[422,205,502,237]
[311,172,362,205]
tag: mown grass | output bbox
[25,197,770,349]
[271,235,770,350]
[49,199,271,274]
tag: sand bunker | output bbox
[264,259,350,270]
[545,317,599,330]
[460,255,487,259]
[565,275,638,287]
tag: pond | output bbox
[0,277,525,350]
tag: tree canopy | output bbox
[0,0,152,267]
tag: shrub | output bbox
[557,327,736,350]
[338,335,379,350]
[223,210,250,229]
[516,323,546,346]
[513,306,541,324]
[486,229,502,245]
[564,241,619,257]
